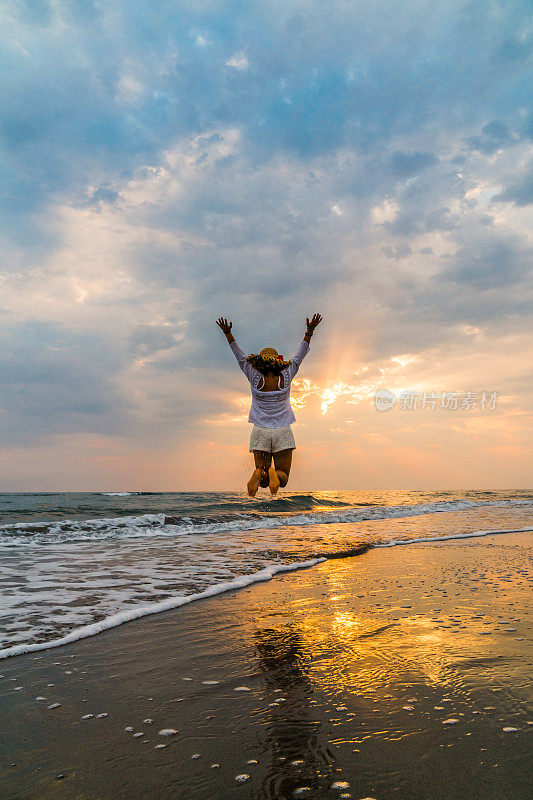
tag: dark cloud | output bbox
[384,210,422,236]
[493,33,533,65]
[0,0,530,240]
[465,120,514,154]
[492,168,533,206]
[86,187,121,206]
[424,207,458,232]
[0,0,531,456]
[0,322,130,446]
[381,244,412,260]
[389,151,438,177]
[443,237,531,290]
[127,324,181,356]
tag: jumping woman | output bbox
[216,313,322,497]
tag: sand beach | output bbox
[1,526,531,800]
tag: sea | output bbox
[0,489,531,659]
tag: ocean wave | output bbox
[0,498,531,546]
[92,492,357,509]
[98,491,144,496]
[0,524,530,660]
[156,493,359,516]
[0,557,326,660]
[375,526,533,548]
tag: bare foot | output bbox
[247,468,262,497]
[268,466,280,495]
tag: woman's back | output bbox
[250,368,292,426]
[229,339,310,428]
[257,371,285,391]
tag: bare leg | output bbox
[268,466,280,495]
[248,450,271,497]
[273,449,293,488]
[247,468,262,497]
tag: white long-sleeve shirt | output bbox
[229,339,310,428]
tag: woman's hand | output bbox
[216,317,235,343]
[216,317,232,334]
[306,313,322,334]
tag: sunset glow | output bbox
[0,1,531,491]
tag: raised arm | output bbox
[304,313,322,344]
[288,313,322,380]
[216,317,256,383]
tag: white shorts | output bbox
[249,425,296,453]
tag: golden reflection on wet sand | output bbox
[0,530,530,800]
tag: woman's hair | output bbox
[246,353,291,375]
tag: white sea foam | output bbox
[99,492,143,496]
[1,522,531,660]
[375,527,533,548]
[0,557,325,660]
[0,512,167,545]
[1,498,531,545]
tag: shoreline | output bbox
[1,529,531,799]
[1,525,531,662]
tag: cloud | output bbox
[445,236,530,289]
[226,51,249,70]
[492,167,533,206]
[0,0,532,485]
[389,151,438,177]
[83,186,122,208]
[466,120,514,154]
[381,243,412,260]
[127,323,182,357]
[0,321,129,446]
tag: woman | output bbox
[216,313,322,496]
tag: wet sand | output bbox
[0,530,531,800]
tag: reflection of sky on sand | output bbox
[298,561,529,695]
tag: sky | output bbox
[0,0,532,491]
